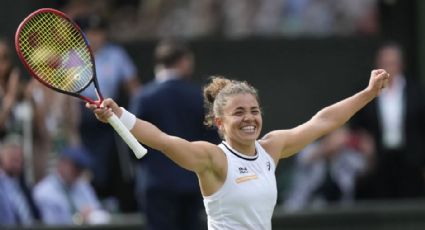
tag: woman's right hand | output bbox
[85,98,122,123]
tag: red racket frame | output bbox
[15,8,103,106]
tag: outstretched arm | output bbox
[262,69,390,161]
[86,100,220,174]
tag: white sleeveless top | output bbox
[203,141,277,230]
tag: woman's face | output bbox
[376,47,403,77]
[86,29,107,53]
[217,93,262,148]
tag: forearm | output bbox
[131,118,170,152]
[92,99,213,172]
[130,118,211,172]
[314,88,376,132]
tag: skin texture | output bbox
[87,69,390,196]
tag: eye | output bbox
[233,110,244,116]
[251,110,260,115]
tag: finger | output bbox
[379,79,388,89]
[376,72,388,80]
[86,102,96,109]
[371,69,381,76]
[102,98,116,108]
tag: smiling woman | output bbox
[87,69,390,230]
[203,77,262,154]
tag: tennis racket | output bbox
[15,8,147,159]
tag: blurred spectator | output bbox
[188,0,222,38]
[283,127,372,212]
[0,134,40,225]
[352,42,425,199]
[280,0,378,37]
[62,0,110,19]
[253,0,283,36]
[137,0,192,39]
[0,38,39,184]
[26,80,81,182]
[33,146,110,225]
[75,14,141,211]
[0,38,23,138]
[106,0,379,41]
[130,40,220,230]
[222,0,260,38]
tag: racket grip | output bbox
[107,113,147,159]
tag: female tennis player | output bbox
[88,69,390,229]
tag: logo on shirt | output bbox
[239,167,248,174]
[235,175,258,184]
[266,161,271,171]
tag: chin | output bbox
[240,134,260,142]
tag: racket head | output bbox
[15,8,102,104]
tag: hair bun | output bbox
[203,76,232,104]
[203,76,232,127]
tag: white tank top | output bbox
[203,141,277,230]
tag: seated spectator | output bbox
[33,146,110,225]
[283,127,372,212]
[0,134,40,225]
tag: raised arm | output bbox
[0,69,19,131]
[261,69,390,161]
[86,99,220,174]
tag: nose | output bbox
[243,113,254,122]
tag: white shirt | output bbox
[378,74,406,149]
[203,141,277,230]
[154,68,180,83]
[33,173,108,225]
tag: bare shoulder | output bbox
[192,140,227,172]
[191,140,223,155]
[259,130,291,163]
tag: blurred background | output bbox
[1,0,425,229]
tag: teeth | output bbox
[241,126,255,132]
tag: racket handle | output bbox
[107,113,147,159]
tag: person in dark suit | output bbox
[130,40,220,230]
[352,42,425,199]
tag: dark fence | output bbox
[125,37,381,134]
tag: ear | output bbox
[214,116,223,129]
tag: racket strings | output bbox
[18,12,93,93]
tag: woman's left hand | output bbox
[366,69,391,96]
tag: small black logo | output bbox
[266,161,271,171]
[239,167,248,174]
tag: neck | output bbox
[155,68,182,82]
[224,139,256,156]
